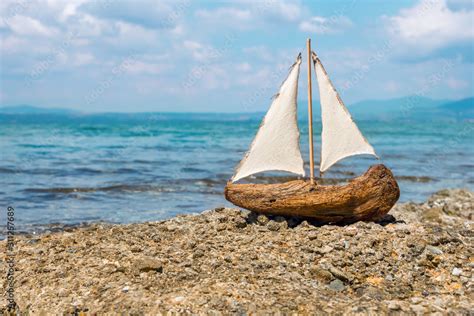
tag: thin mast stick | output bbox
[307,38,315,184]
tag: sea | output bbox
[0,112,472,233]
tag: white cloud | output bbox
[446,77,469,89]
[80,0,181,29]
[115,20,154,38]
[383,81,400,93]
[194,0,303,29]
[385,0,474,51]
[74,14,109,37]
[72,52,95,66]
[0,36,28,54]
[6,15,58,37]
[235,62,251,72]
[183,40,221,62]
[196,7,251,21]
[241,0,302,22]
[56,0,89,22]
[183,63,230,93]
[243,45,273,62]
[194,7,254,30]
[170,23,185,36]
[270,0,302,21]
[124,61,170,75]
[299,15,352,34]
[104,21,157,47]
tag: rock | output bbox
[425,245,443,255]
[173,296,185,303]
[298,220,311,228]
[410,304,426,314]
[343,240,350,249]
[328,279,345,292]
[216,223,228,231]
[411,297,422,304]
[359,286,385,300]
[257,215,269,225]
[166,224,178,232]
[451,267,462,276]
[328,266,351,283]
[422,207,443,222]
[122,286,129,293]
[278,220,288,230]
[266,220,280,231]
[310,266,333,282]
[234,217,247,228]
[387,301,401,310]
[26,238,41,244]
[193,249,205,258]
[315,245,333,255]
[133,258,163,273]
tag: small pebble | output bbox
[387,302,400,310]
[343,240,350,249]
[426,245,443,255]
[173,296,185,303]
[257,215,269,225]
[328,279,345,292]
[452,267,462,276]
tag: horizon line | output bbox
[1,95,472,115]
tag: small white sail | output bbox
[312,52,377,173]
[232,54,305,182]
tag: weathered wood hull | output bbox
[224,164,400,224]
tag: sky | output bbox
[0,0,473,112]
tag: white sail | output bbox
[312,52,377,173]
[232,54,305,182]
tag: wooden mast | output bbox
[307,38,315,184]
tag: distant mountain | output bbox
[399,97,473,121]
[1,97,472,121]
[349,96,447,120]
[438,97,473,116]
[0,105,77,115]
[298,96,472,121]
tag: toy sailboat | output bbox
[225,39,400,224]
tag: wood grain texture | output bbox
[224,164,400,224]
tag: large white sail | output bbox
[232,54,305,182]
[312,52,377,173]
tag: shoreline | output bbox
[0,188,472,314]
[1,182,467,238]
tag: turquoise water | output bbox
[0,113,472,232]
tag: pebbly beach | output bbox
[0,188,472,314]
[2,0,473,314]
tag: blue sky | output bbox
[0,0,473,112]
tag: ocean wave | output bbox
[22,178,230,197]
[397,175,435,183]
[181,167,209,173]
[24,184,176,194]
[0,167,16,174]
[73,167,104,175]
[0,166,142,176]
[18,144,59,148]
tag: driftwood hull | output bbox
[224,164,400,224]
